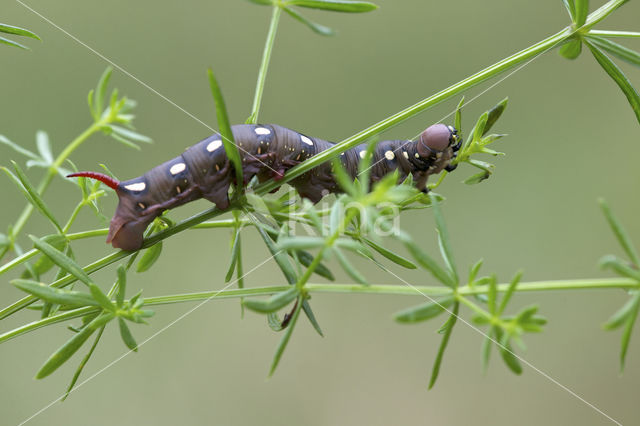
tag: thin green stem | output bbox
[2,278,636,345]
[63,202,84,233]
[247,5,282,124]
[0,228,108,276]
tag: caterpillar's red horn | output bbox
[67,172,120,190]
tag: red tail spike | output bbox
[67,172,120,190]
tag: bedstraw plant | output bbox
[1,0,640,405]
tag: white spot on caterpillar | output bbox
[215,164,220,172]
[415,153,420,159]
[137,202,146,209]
[207,139,222,152]
[340,152,345,156]
[255,127,271,135]
[300,135,313,146]
[125,182,146,191]
[176,186,182,194]
[384,151,395,160]
[403,151,409,159]
[359,151,366,159]
[170,162,186,175]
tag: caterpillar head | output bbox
[416,123,460,174]
[417,123,459,157]
[67,172,152,251]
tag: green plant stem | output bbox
[247,5,282,124]
[2,278,636,345]
[1,121,103,261]
[0,228,109,276]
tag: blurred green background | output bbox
[1,1,640,425]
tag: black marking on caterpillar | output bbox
[69,123,460,251]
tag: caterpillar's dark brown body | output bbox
[70,123,459,251]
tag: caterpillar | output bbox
[69,123,460,251]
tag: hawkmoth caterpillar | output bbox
[69,123,460,251]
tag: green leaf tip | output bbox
[207,68,244,188]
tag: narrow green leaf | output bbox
[301,299,324,337]
[394,296,454,323]
[357,140,379,194]
[225,229,241,282]
[108,132,141,150]
[429,192,457,285]
[399,234,455,288]
[331,158,357,195]
[574,0,588,27]
[89,283,115,312]
[283,6,335,36]
[29,235,92,286]
[586,40,640,125]
[619,299,639,371]
[0,35,28,49]
[94,67,113,118]
[62,326,104,401]
[334,247,368,285]
[604,291,640,330]
[116,265,127,308]
[586,35,640,67]
[429,302,458,389]
[136,241,163,273]
[0,134,40,160]
[468,258,483,283]
[598,200,640,266]
[7,162,63,232]
[246,0,273,5]
[12,279,98,307]
[454,97,465,134]
[278,236,325,251]
[329,200,343,234]
[285,0,378,13]
[267,312,284,331]
[472,112,489,143]
[208,68,243,187]
[562,0,576,21]
[269,296,302,377]
[36,313,114,379]
[244,288,299,314]
[599,255,640,281]
[22,234,68,279]
[499,338,523,375]
[497,270,523,315]
[0,23,40,40]
[118,318,138,352]
[482,98,508,136]
[253,219,298,284]
[110,126,153,143]
[87,89,96,120]
[362,237,416,269]
[36,131,53,164]
[463,171,490,185]
[481,327,494,372]
[589,30,640,38]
